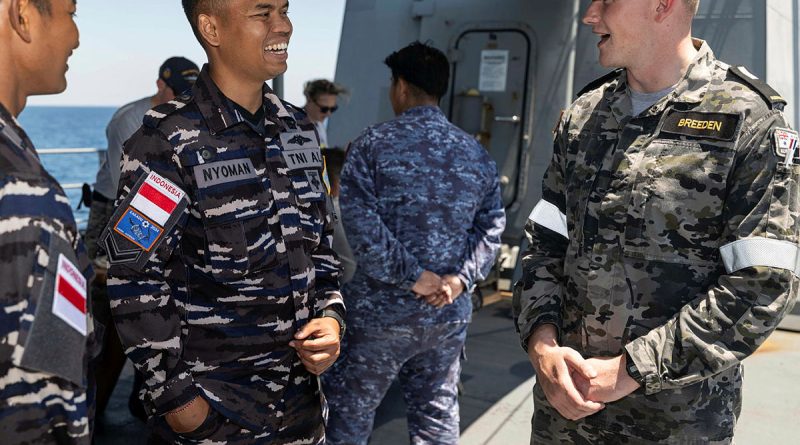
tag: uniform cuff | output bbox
[456,272,473,293]
[518,315,562,352]
[624,340,663,396]
[400,265,425,291]
[314,289,344,313]
[149,369,200,416]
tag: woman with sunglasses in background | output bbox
[303,79,349,148]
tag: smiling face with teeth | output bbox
[205,0,293,84]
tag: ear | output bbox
[9,0,34,44]
[395,77,408,98]
[198,13,221,48]
[654,0,677,23]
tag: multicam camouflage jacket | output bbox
[340,105,505,327]
[104,66,343,436]
[0,103,93,444]
[513,40,800,442]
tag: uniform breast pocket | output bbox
[289,170,327,249]
[197,178,279,282]
[624,138,735,265]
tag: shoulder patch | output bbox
[661,110,740,141]
[729,66,787,110]
[98,170,188,270]
[773,128,799,164]
[143,98,191,129]
[577,68,624,98]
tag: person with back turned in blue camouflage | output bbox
[98,0,345,443]
[0,0,92,443]
[322,41,506,445]
[514,0,800,443]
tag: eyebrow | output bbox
[254,1,289,11]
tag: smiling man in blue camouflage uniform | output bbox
[100,1,344,443]
[322,42,506,445]
[514,0,800,443]
[0,0,92,443]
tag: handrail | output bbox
[37,147,105,155]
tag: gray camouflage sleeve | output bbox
[512,114,570,351]
[105,110,142,195]
[106,127,198,416]
[625,110,800,395]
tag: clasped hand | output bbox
[411,270,464,308]
[527,327,641,421]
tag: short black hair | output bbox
[384,42,450,99]
[30,0,53,15]
[16,0,76,17]
[181,0,224,46]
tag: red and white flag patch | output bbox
[774,128,799,164]
[52,254,87,336]
[130,171,186,226]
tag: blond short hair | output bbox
[685,0,700,15]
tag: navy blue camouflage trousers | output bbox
[322,322,468,445]
[147,360,325,445]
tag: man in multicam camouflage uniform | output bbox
[100,0,344,443]
[323,42,506,445]
[514,0,800,443]
[0,0,91,443]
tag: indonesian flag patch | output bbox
[52,254,87,336]
[100,169,189,270]
[129,171,186,225]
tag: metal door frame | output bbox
[446,22,537,210]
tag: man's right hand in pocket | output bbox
[165,396,210,434]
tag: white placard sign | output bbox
[479,50,509,92]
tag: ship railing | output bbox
[37,147,106,228]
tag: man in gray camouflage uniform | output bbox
[513,0,800,443]
[0,0,91,443]
[100,0,344,443]
[323,42,506,445]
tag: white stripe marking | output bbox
[528,200,569,239]
[720,238,800,277]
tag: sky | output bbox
[28,0,347,107]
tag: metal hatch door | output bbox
[446,26,534,208]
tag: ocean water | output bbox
[17,105,117,227]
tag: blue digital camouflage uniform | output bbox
[102,66,344,444]
[514,40,800,443]
[323,105,506,445]
[0,103,95,443]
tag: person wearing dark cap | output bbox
[85,56,199,424]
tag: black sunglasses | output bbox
[314,100,338,114]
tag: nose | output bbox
[275,13,293,36]
[73,21,80,50]
[582,0,602,26]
